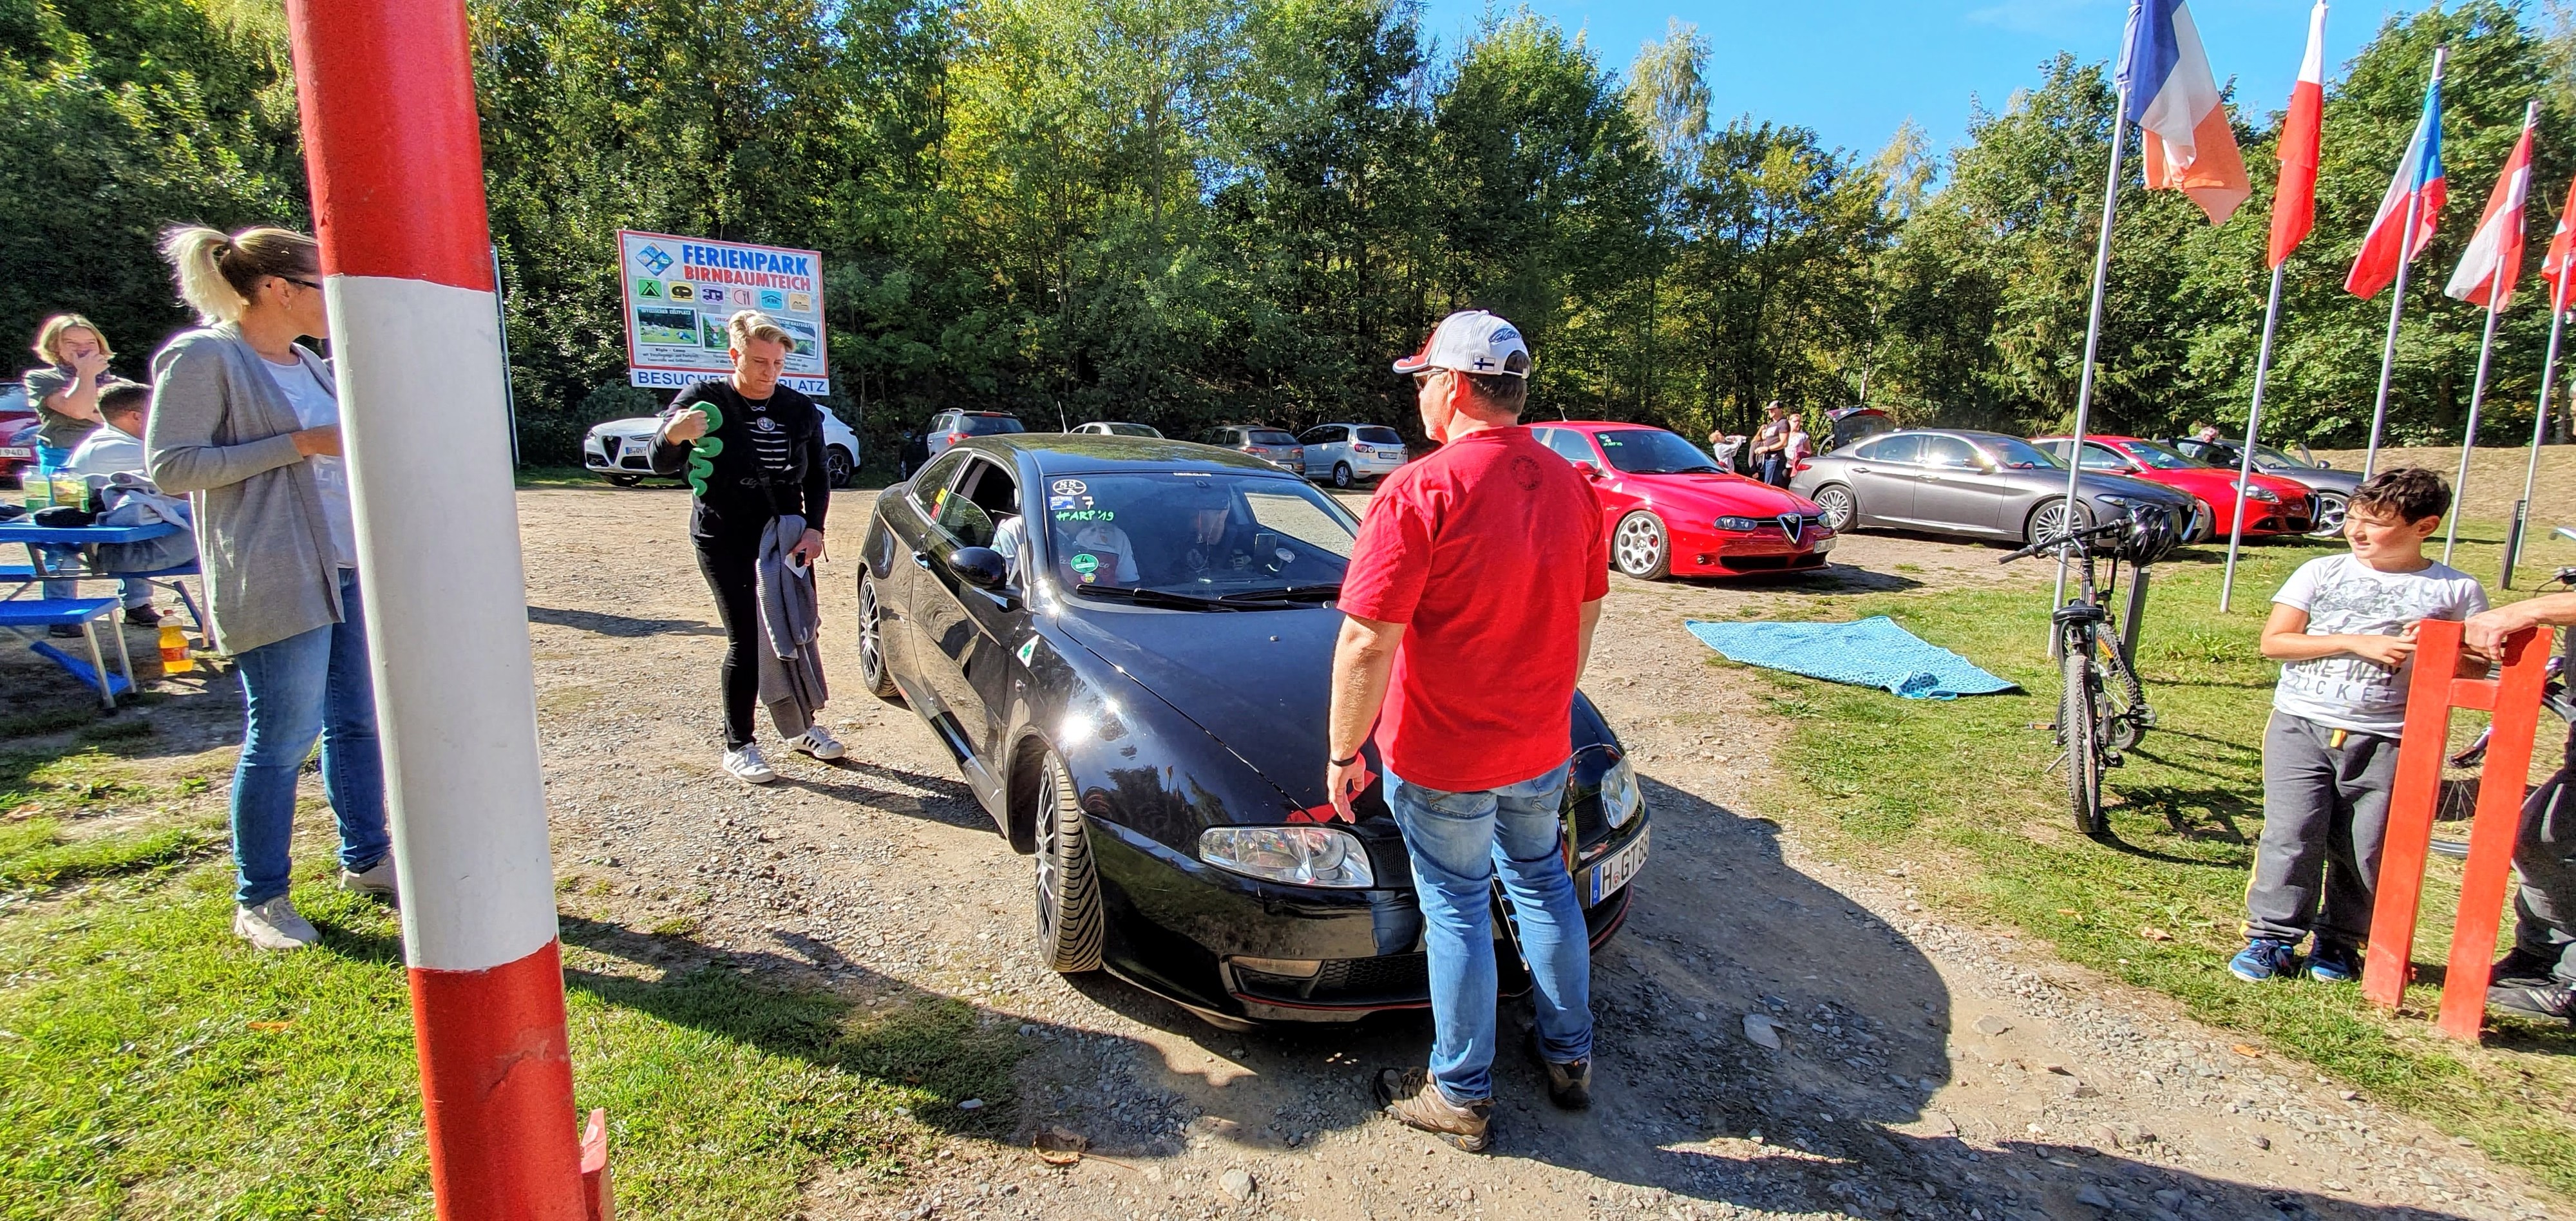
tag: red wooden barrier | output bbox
[2363,618,2550,1040]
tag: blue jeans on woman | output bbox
[1385,761,1593,1104]
[229,569,388,906]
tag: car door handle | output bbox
[1851,466,1871,475]
[911,549,933,570]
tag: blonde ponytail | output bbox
[160,223,319,325]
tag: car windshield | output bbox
[1246,430,1297,446]
[2123,440,2208,470]
[1978,436,2063,471]
[1039,472,1356,600]
[961,415,1025,436]
[2253,444,2316,469]
[1595,429,1721,475]
[1102,422,1159,437]
[1355,426,1404,446]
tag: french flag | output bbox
[2445,105,2537,309]
[2268,3,2327,269]
[2123,0,2251,224]
[2347,61,2447,299]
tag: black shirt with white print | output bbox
[649,379,831,540]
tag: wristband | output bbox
[1329,753,1360,768]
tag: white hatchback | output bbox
[585,406,863,488]
[1297,422,1409,488]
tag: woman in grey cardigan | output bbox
[144,225,393,952]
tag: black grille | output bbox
[598,437,621,462]
[1233,953,1432,1007]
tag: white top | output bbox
[2271,553,2488,735]
[261,356,357,568]
[62,422,145,477]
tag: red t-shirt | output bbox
[1338,426,1609,791]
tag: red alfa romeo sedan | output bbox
[2033,435,2313,540]
[1529,421,1835,580]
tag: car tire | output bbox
[826,445,855,489]
[1034,750,1105,974]
[1332,462,1354,489]
[600,473,642,487]
[2025,498,2092,547]
[1812,483,1857,533]
[2190,498,2221,544]
[857,572,903,701]
[1612,511,1671,580]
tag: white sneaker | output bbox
[340,857,399,904]
[723,744,779,784]
[234,896,320,951]
[787,724,845,761]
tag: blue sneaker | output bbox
[2307,940,2362,983]
[2230,938,2301,982]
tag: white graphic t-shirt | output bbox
[2272,553,2487,735]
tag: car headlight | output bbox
[2235,483,2279,502]
[1600,753,1642,829]
[1715,515,1759,532]
[1200,826,1375,887]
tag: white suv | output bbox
[1298,423,1409,487]
[585,406,863,487]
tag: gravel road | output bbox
[520,483,2560,1221]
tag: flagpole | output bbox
[2364,46,2447,479]
[2053,41,2137,638]
[2220,263,2287,612]
[2443,298,2504,565]
[2507,295,2566,587]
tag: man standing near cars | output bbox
[1323,309,1608,1151]
[1750,401,1793,486]
[652,311,844,784]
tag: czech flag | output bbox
[2268,2,2327,269]
[2122,0,2251,225]
[2542,169,2576,315]
[2445,104,2537,309]
[2347,57,2447,299]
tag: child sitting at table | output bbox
[38,381,169,632]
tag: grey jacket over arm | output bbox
[142,325,345,656]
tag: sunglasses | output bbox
[281,276,323,292]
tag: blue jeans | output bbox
[37,545,149,608]
[1386,761,1592,1104]
[229,569,388,905]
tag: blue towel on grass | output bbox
[1685,616,2018,701]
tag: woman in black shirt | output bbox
[650,311,840,782]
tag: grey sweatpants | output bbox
[2515,740,2576,985]
[2246,711,2396,947]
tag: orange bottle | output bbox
[158,624,194,674]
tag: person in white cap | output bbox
[1323,309,1607,1150]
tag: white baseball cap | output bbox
[1393,310,1531,379]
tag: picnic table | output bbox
[0,517,193,706]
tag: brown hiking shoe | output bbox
[1528,1030,1591,1110]
[1373,1067,1491,1151]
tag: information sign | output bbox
[616,229,829,395]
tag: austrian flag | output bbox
[2122,0,2251,224]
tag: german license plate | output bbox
[0,447,30,461]
[1586,826,1648,904]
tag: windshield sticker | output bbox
[931,488,950,516]
[1051,478,1088,496]
[1047,495,1077,511]
[1054,509,1114,522]
[1016,638,1038,666]
[1070,553,1099,576]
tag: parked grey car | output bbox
[2169,437,2357,536]
[1790,429,2200,546]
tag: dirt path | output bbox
[8,486,2452,1220]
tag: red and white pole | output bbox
[283,4,597,1216]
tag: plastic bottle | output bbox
[24,460,52,509]
[158,624,194,674]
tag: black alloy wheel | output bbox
[1333,462,1355,489]
[1034,751,1105,973]
[857,573,902,700]
[826,445,856,489]
[1613,511,1671,580]
[1812,484,1856,533]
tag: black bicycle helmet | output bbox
[2113,507,2182,566]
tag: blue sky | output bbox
[1412,1,2423,158]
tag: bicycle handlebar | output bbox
[1998,520,2130,565]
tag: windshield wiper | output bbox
[1069,586,1240,611]
[1213,583,1342,605]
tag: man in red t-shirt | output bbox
[1325,310,1608,1151]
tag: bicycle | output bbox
[1999,509,2179,836]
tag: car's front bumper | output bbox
[1671,524,1837,576]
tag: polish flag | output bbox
[2541,171,2576,315]
[2346,55,2447,299]
[2268,2,2327,268]
[2123,0,2251,224]
[2446,104,2538,308]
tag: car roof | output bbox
[1858,428,2027,444]
[2031,433,2148,444]
[960,433,1294,478]
[1551,421,1683,433]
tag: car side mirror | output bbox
[1574,461,1602,480]
[948,546,1010,589]
[2315,459,2333,469]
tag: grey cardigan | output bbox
[143,326,345,656]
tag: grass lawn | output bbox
[1738,520,2576,1200]
[0,706,1019,1219]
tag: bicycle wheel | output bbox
[2061,638,2105,836]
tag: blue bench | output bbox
[0,597,135,707]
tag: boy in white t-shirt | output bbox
[2232,468,2487,985]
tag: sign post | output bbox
[617,230,829,396]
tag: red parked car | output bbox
[2032,435,2313,540]
[1,386,35,489]
[1530,421,1835,580]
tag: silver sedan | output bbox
[1791,429,2199,546]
